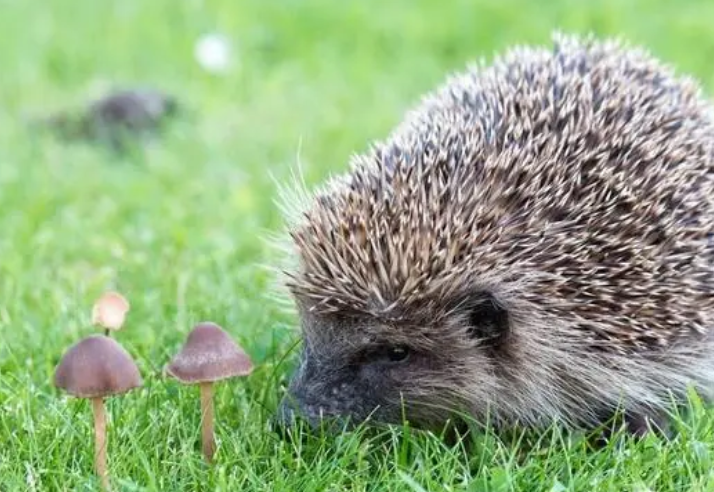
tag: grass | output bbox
[2,0,714,490]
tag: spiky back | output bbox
[285,33,714,352]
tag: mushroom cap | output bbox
[54,335,143,398]
[92,291,130,331]
[166,322,253,384]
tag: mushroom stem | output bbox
[92,397,111,491]
[199,382,215,462]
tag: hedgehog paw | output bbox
[623,409,670,437]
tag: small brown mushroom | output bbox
[165,322,253,462]
[92,291,130,336]
[54,335,142,491]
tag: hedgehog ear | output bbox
[466,293,510,346]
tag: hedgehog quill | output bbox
[275,33,714,437]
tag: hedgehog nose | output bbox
[271,395,311,439]
[274,397,298,428]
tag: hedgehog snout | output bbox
[275,346,382,432]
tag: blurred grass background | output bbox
[2,0,714,490]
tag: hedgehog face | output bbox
[277,294,510,431]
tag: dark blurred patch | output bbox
[33,87,183,153]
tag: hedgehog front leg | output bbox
[623,409,670,437]
[593,406,670,444]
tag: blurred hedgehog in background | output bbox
[35,87,179,151]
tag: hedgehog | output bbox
[37,87,178,150]
[273,32,714,437]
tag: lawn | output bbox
[2,0,714,490]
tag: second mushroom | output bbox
[165,322,253,462]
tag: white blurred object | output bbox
[194,33,232,74]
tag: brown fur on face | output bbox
[274,32,714,434]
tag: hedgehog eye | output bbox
[387,345,410,363]
[354,344,411,366]
[467,296,509,345]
